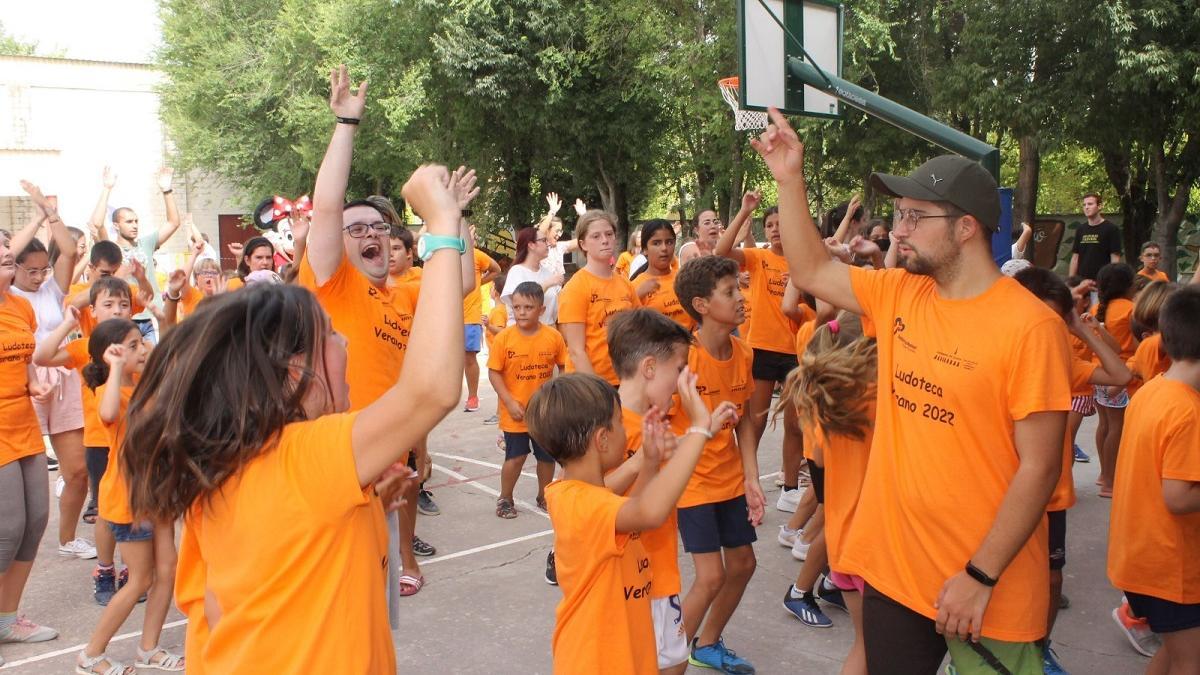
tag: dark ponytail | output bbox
[1095,263,1135,324]
[83,318,138,390]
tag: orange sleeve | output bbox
[486,329,508,372]
[1005,316,1073,419]
[175,511,210,675]
[848,266,905,330]
[279,413,373,516]
[1162,415,1200,482]
[1069,356,1099,391]
[553,329,568,368]
[557,274,589,325]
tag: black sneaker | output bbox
[46,455,59,471]
[93,567,116,606]
[417,490,440,516]
[412,536,436,557]
[545,551,558,586]
[816,574,847,613]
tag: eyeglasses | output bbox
[196,270,220,277]
[535,238,548,244]
[893,208,961,230]
[17,264,53,276]
[343,221,391,238]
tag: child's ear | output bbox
[538,304,546,318]
[691,295,709,317]
[639,355,657,380]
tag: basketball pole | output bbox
[785,58,1001,181]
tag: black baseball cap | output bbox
[870,155,1000,232]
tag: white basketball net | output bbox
[718,79,769,131]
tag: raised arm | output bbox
[449,166,481,298]
[1013,222,1033,258]
[98,345,127,424]
[752,108,861,314]
[308,65,367,286]
[88,167,115,243]
[155,167,182,247]
[830,194,862,243]
[1071,313,1133,386]
[713,191,760,265]
[33,306,79,368]
[20,180,76,293]
[8,195,43,258]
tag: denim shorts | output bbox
[109,521,153,543]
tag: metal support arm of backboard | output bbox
[786,58,1000,180]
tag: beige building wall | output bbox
[0,54,242,273]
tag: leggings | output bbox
[0,453,50,572]
[85,446,109,513]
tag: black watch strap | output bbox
[965,561,998,587]
[336,116,361,125]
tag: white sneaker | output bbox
[791,534,810,561]
[778,526,801,548]
[58,538,97,560]
[776,487,802,513]
[55,475,65,499]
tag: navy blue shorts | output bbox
[1126,592,1200,634]
[1047,510,1066,571]
[677,495,757,554]
[751,348,798,383]
[109,521,153,543]
[503,432,553,463]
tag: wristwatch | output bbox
[417,234,467,262]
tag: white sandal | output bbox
[135,645,185,671]
[75,651,135,675]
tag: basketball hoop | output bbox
[718,77,769,131]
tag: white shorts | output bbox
[652,595,688,669]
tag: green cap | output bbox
[870,155,1000,232]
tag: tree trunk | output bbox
[507,150,533,233]
[1014,135,1040,260]
[1150,135,1200,278]
[1101,147,1156,262]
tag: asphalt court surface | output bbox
[1,363,1148,673]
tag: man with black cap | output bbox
[751,109,1072,674]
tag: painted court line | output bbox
[0,619,188,669]
[431,463,549,520]
[423,529,554,566]
[433,451,537,480]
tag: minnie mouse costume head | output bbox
[252,195,311,270]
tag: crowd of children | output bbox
[1,69,1198,675]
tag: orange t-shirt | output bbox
[558,268,640,385]
[486,325,567,433]
[843,267,1072,642]
[0,294,42,467]
[389,266,422,288]
[64,339,107,448]
[1092,298,1136,360]
[621,406,681,598]
[1126,333,1170,398]
[815,400,876,570]
[463,249,493,324]
[299,253,411,410]
[1108,378,1200,604]
[740,247,795,354]
[1048,357,1100,512]
[1137,268,1168,283]
[615,251,635,279]
[176,413,393,674]
[640,268,694,330]
[484,304,507,351]
[672,336,754,508]
[793,318,818,358]
[546,479,655,674]
[97,384,135,524]
[225,277,245,292]
[179,286,204,318]
[69,280,145,337]
[1067,334,1095,397]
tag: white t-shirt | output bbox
[11,278,66,344]
[502,263,561,326]
[540,241,571,278]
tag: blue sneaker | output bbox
[816,575,847,613]
[689,637,756,674]
[783,586,833,627]
[1072,445,1091,463]
[1043,641,1069,674]
[93,566,116,606]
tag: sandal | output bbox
[398,574,425,597]
[75,651,135,675]
[82,506,98,525]
[536,496,547,512]
[1098,487,1113,498]
[496,498,518,519]
[135,645,184,672]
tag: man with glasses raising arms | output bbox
[752,108,1072,674]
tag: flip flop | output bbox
[398,574,424,597]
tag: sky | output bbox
[1,0,161,63]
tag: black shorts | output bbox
[85,446,108,507]
[809,463,826,505]
[503,432,553,463]
[1047,510,1066,571]
[1126,591,1200,634]
[677,495,758,554]
[751,348,798,383]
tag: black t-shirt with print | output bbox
[1071,219,1122,280]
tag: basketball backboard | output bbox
[738,0,844,119]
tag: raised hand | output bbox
[167,269,187,295]
[546,192,562,215]
[19,179,49,208]
[102,343,127,368]
[128,259,148,284]
[191,237,206,257]
[574,198,587,216]
[329,63,367,120]
[375,461,419,512]
[675,367,712,431]
[709,401,739,436]
[848,234,881,258]
[740,190,762,213]
[227,242,244,258]
[824,237,852,263]
[448,166,480,210]
[62,305,81,330]
[102,166,117,189]
[402,164,460,234]
[749,108,806,185]
[156,167,174,192]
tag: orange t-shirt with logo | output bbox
[1126,333,1170,398]
[299,253,410,411]
[176,413,393,674]
[1137,268,1168,283]
[486,325,567,433]
[484,304,507,350]
[672,336,754,508]
[741,247,795,354]
[641,269,694,330]
[558,268,640,385]
[463,249,493,324]
[620,406,681,599]
[843,267,1072,642]
[1108,378,1200,604]
[814,400,876,571]
[0,294,42,467]
[1048,357,1100,512]
[546,479,655,674]
[97,384,135,524]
